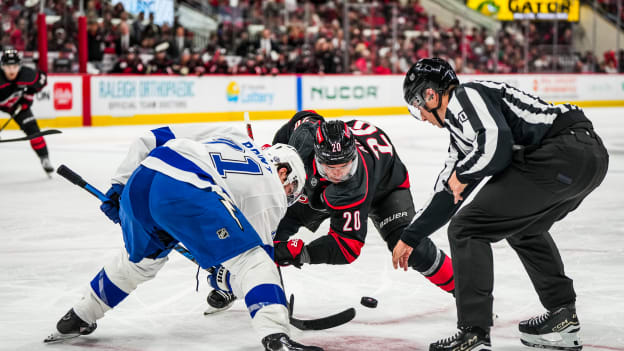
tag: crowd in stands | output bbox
[595,0,624,24]
[1,0,623,75]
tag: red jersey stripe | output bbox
[327,229,364,263]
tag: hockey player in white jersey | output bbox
[44,124,323,351]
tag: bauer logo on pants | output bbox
[217,228,229,239]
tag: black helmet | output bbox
[1,49,21,66]
[314,120,356,165]
[403,57,458,108]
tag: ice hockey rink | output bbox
[1,108,623,351]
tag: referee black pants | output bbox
[448,123,609,330]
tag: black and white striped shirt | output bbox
[401,80,583,247]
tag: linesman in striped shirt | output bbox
[392,58,609,351]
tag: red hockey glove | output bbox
[274,239,308,268]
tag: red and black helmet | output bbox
[313,120,356,165]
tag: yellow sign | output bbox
[467,0,580,21]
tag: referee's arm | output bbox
[400,144,480,247]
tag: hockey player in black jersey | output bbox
[397,58,608,350]
[0,49,53,175]
[269,110,455,295]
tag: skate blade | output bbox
[472,343,492,351]
[43,331,80,343]
[520,331,582,351]
[203,303,234,316]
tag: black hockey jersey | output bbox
[274,114,410,264]
[0,66,47,115]
[401,80,588,248]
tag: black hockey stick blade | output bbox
[288,294,356,330]
[290,307,356,331]
[0,129,62,143]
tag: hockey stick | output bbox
[289,294,356,330]
[0,102,23,136]
[0,116,14,134]
[244,111,254,140]
[0,129,62,143]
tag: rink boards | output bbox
[1,73,624,129]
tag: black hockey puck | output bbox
[360,296,378,308]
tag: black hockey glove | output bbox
[274,239,309,268]
[100,184,124,224]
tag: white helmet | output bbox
[264,143,306,206]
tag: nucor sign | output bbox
[310,85,379,100]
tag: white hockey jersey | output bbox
[110,124,287,245]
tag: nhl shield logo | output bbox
[217,228,229,239]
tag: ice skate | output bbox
[43,308,97,343]
[262,333,324,351]
[429,326,492,351]
[519,304,582,350]
[203,289,236,315]
[40,156,54,177]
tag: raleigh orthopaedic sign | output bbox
[467,0,580,21]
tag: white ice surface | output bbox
[1,109,623,351]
